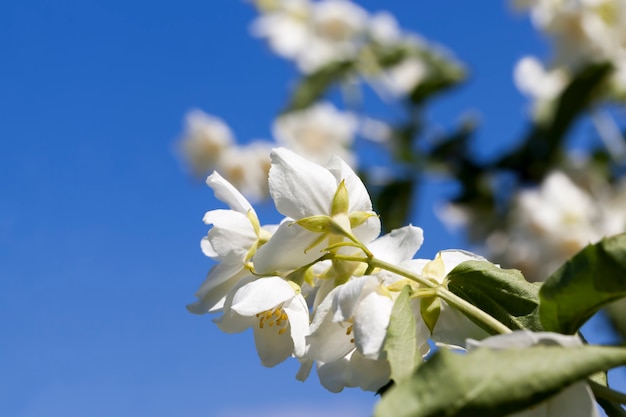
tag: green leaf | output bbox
[372,178,414,233]
[284,60,354,112]
[383,285,420,382]
[495,63,612,181]
[540,233,626,334]
[375,345,626,417]
[447,260,543,332]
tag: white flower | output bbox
[251,0,368,73]
[187,172,272,314]
[250,0,312,63]
[408,249,491,350]
[514,56,568,118]
[272,102,357,166]
[253,147,380,274]
[178,110,234,175]
[467,331,600,417]
[302,225,429,392]
[215,276,310,367]
[487,170,626,281]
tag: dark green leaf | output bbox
[540,233,626,334]
[496,63,613,181]
[372,179,414,233]
[383,285,420,382]
[375,345,626,417]
[284,60,354,112]
[447,260,543,333]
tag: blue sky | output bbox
[1,1,623,416]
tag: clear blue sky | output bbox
[1,1,623,416]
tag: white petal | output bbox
[439,249,489,276]
[331,276,374,322]
[268,147,337,219]
[353,290,393,359]
[214,275,258,333]
[253,323,294,367]
[307,290,355,362]
[284,295,311,358]
[353,213,382,244]
[326,154,372,212]
[191,263,247,309]
[202,209,257,264]
[349,350,391,392]
[431,301,490,350]
[186,268,246,314]
[368,225,424,264]
[317,353,354,393]
[206,171,254,215]
[231,276,295,316]
[252,221,325,274]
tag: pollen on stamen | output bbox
[278,327,287,335]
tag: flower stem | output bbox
[368,257,512,335]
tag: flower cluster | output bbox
[250,0,461,97]
[177,109,273,201]
[177,103,359,201]
[188,147,488,392]
[514,0,626,113]
[443,168,626,282]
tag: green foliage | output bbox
[375,345,626,417]
[383,285,421,382]
[447,260,543,333]
[285,60,355,112]
[540,233,626,334]
[496,63,613,182]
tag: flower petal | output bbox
[202,209,257,264]
[231,276,295,316]
[353,290,393,359]
[189,263,248,313]
[326,154,372,211]
[431,301,490,350]
[307,289,355,362]
[253,220,326,274]
[368,225,424,264]
[317,353,355,393]
[206,171,254,215]
[268,147,338,219]
[284,295,311,358]
[349,349,391,392]
[331,276,373,322]
[253,323,294,367]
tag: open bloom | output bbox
[187,171,273,314]
[467,331,600,417]
[216,276,310,367]
[303,225,429,392]
[272,102,357,167]
[178,110,234,176]
[253,147,380,274]
[251,0,368,73]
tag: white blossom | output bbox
[178,110,234,175]
[216,276,310,367]
[252,147,380,274]
[187,172,273,313]
[272,102,357,166]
